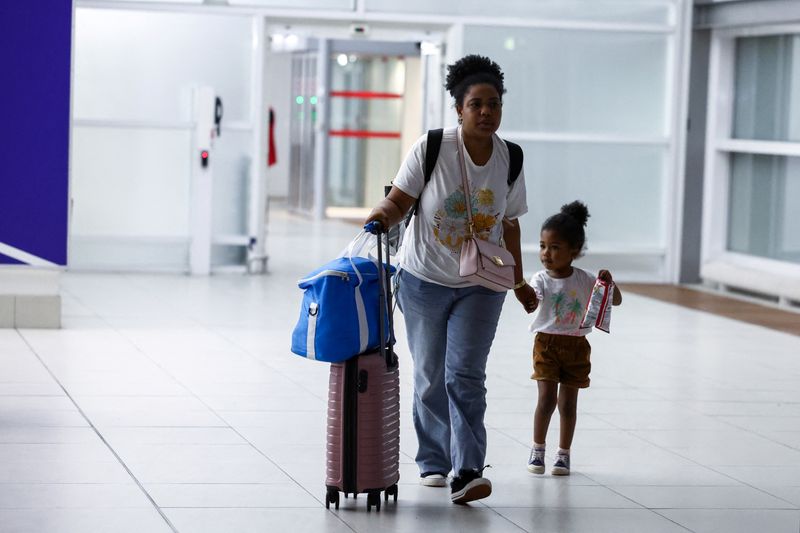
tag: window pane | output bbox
[733,34,800,142]
[728,153,800,264]
[465,27,669,136]
[366,0,673,24]
[519,142,667,249]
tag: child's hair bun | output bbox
[560,201,590,227]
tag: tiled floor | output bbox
[1,210,799,532]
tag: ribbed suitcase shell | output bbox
[325,351,400,500]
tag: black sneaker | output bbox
[450,468,492,504]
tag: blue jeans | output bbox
[396,270,506,475]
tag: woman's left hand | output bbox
[514,284,538,314]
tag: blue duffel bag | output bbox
[291,239,395,363]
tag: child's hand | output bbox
[599,269,623,306]
[598,269,613,283]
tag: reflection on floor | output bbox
[1,209,799,533]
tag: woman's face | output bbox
[457,83,502,139]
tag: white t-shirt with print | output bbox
[528,267,597,336]
[393,127,528,287]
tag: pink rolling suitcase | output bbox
[325,222,400,512]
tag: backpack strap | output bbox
[505,140,523,185]
[405,128,443,225]
[425,128,444,184]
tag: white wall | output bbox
[71,8,255,271]
[263,51,293,199]
[74,9,253,123]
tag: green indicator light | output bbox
[296,96,305,105]
[310,96,318,105]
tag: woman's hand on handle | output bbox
[364,186,417,229]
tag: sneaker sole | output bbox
[420,477,447,487]
[551,467,570,476]
[451,479,492,504]
[527,464,545,474]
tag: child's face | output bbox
[539,229,580,277]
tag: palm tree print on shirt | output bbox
[552,289,584,326]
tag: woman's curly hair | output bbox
[445,55,505,106]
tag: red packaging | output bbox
[579,278,614,333]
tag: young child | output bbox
[525,201,622,476]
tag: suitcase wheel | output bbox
[384,484,398,502]
[367,491,381,512]
[325,488,339,510]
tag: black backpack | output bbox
[404,128,524,227]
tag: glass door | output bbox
[288,51,318,214]
[327,54,407,212]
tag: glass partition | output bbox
[465,26,669,136]
[71,127,192,238]
[520,142,667,250]
[69,126,193,270]
[727,153,800,264]
[733,34,800,142]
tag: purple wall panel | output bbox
[0,2,73,266]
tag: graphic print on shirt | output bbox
[432,186,498,253]
[551,289,585,326]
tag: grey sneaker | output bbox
[420,472,447,487]
[551,453,570,476]
[527,446,545,474]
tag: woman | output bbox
[365,55,538,504]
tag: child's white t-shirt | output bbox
[393,127,528,287]
[528,267,596,336]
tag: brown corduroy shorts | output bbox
[531,332,592,388]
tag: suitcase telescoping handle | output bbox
[364,221,397,370]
